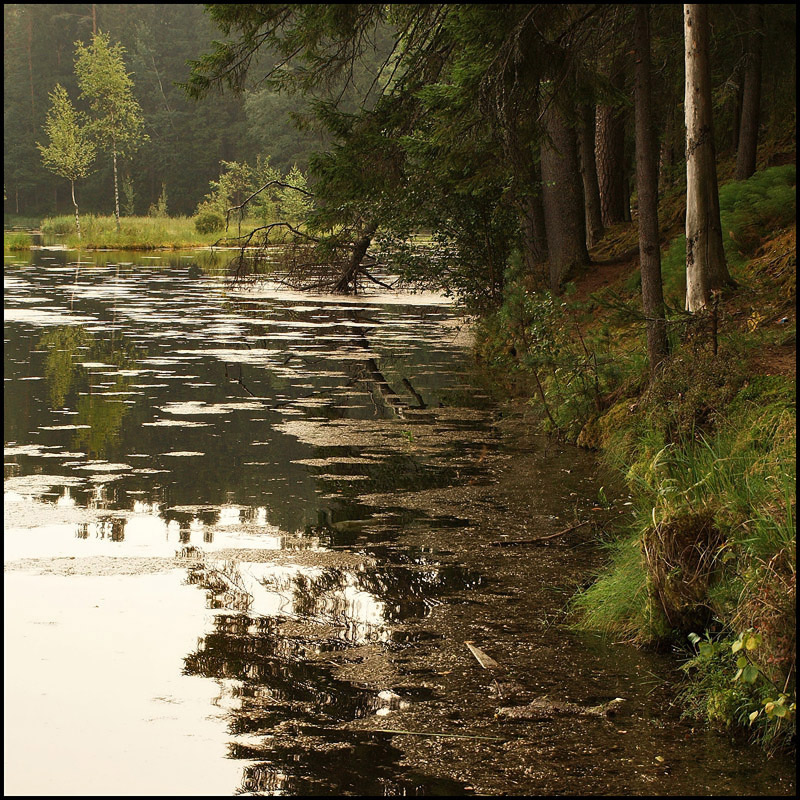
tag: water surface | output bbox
[4,248,795,795]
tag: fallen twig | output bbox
[488,519,591,547]
[465,641,501,670]
[369,729,508,741]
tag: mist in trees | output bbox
[5,4,796,346]
[4,4,322,216]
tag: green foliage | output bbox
[193,207,225,234]
[476,280,649,438]
[120,173,136,216]
[4,231,33,251]
[572,530,672,643]
[148,183,168,217]
[681,629,796,751]
[195,159,314,230]
[75,32,146,158]
[37,84,96,184]
[280,165,313,222]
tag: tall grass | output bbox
[4,231,33,251]
[39,214,266,250]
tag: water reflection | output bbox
[183,612,474,796]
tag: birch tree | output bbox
[75,32,146,231]
[37,84,96,239]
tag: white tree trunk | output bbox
[71,179,81,240]
[112,145,121,232]
[684,4,732,311]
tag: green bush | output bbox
[40,215,79,236]
[194,209,225,234]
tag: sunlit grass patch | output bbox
[4,231,33,251]
[39,214,267,250]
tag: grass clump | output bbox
[39,214,264,249]
[4,231,33,251]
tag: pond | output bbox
[4,247,795,796]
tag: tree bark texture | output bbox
[735,4,763,180]
[684,4,732,312]
[540,104,589,292]
[578,104,604,248]
[517,190,548,279]
[634,5,669,372]
[595,67,627,227]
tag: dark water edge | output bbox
[3,248,795,796]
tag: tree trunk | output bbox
[578,104,604,248]
[540,103,589,292]
[735,4,763,180]
[634,5,669,373]
[112,145,121,232]
[595,61,627,227]
[333,222,378,293]
[71,179,81,240]
[517,191,548,279]
[684,4,733,312]
[515,153,548,281]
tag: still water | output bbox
[4,247,795,796]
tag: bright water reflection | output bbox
[4,248,490,795]
[5,249,794,796]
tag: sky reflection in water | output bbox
[4,249,489,795]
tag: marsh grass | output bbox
[39,214,267,250]
[4,231,34,251]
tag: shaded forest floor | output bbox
[474,146,796,753]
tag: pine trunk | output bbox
[540,104,588,292]
[516,154,548,281]
[634,5,669,372]
[517,191,548,279]
[684,4,732,312]
[578,104,604,248]
[595,73,627,227]
[735,4,763,180]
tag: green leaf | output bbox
[731,639,743,654]
[749,710,759,724]
[745,635,759,651]
[741,664,759,684]
[736,655,749,669]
